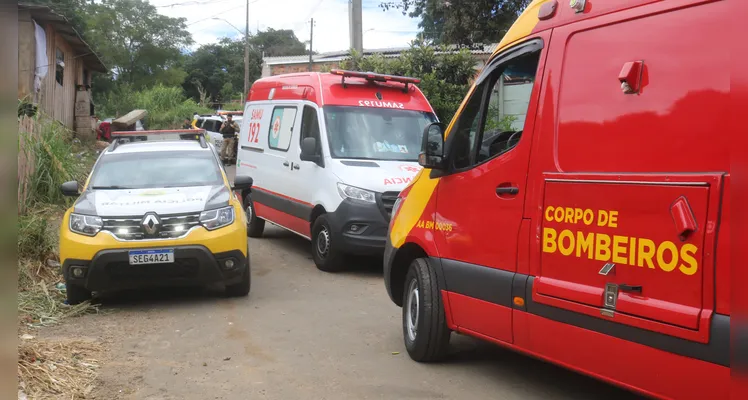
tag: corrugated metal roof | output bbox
[263,43,498,66]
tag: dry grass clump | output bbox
[18,337,102,399]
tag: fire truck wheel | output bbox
[402,258,450,362]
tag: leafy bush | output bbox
[20,119,84,207]
[97,84,213,129]
[340,41,476,124]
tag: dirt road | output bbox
[36,166,641,399]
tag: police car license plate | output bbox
[129,249,174,265]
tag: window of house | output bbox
[300,105,321,154]
[55,48,64,86]
[268,106,297,151]
[447,45,541,170]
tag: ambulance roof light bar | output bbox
[330,69,421,93]
[109,129,208,151]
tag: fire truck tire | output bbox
[244,193,265,238]
[402,258,450,362]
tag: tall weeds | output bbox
[98,84,213,129]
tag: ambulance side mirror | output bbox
[418,123,445,169]
[300,137,322,166]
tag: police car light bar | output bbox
[330,69,421,92]
[109,129,208,151]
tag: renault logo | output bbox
[141,213,161,235]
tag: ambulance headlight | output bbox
[337,183,376,203]
[69,213,103,236]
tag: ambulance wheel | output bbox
[311,214,345,272]
[244,193,265,238]
[402,258,450,362]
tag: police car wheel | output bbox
[244,194,265,238]
[402,258,450,362]
[225,262,251,297]
[311,214,345,272]
[65,283,92,305]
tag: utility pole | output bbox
[349,0,363,53]
[244,0,250,104]
[308,18,314,72]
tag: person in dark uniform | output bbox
[219,114,239,163]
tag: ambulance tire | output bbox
[311,214,346,272]
[244,193,265,238]
[65,283,92,305]
[402,258,450,362]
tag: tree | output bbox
[380,0,530,47]
[182,37,263,105]
[249,28,308,57]
[340,41,476,123]
[85,0,192,90]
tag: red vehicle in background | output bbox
[383,0,733,399]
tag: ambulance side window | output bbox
[300,105,321,155]
[447,46,541,170]
[268,106,297,152]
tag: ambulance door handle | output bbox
[292,163,300,170]
[282,161,290,167]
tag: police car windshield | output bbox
[323,106,436,161]
[89,151,223,190]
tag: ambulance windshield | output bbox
[323,106,437,161]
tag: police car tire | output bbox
[225,263,251,297]
[244,194,265,238]
[402,258,450,362]
[311,214,345,272]
[65,283,92,305]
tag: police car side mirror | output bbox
[418,123,445,169]
[232,175,253,191]
[60,181,80,197]
[300,137,322,164]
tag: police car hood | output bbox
[331,159,423,193]
[74,185,230,216]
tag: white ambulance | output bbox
[235,70,437,271]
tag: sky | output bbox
[150,0,423,53]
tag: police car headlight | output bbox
[69,213,102,236]
[337,183,376,203]
[200,206,235,230]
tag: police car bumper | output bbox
[326,198,390,256]
[62,245,248,293]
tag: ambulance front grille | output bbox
[379,191,400,221]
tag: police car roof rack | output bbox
[108,129,208,151]
[330,69,421,93]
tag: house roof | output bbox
[263,43,498,66]
[19,3,107,73]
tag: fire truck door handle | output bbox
[282,161,290,167]
[496,186,519,195]
[619,284,643,294]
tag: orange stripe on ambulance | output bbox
[542,206,698,276]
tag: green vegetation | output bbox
[341,42,477,124]
[17,115,99,329]
[98,85,213,129]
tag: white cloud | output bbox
[150,0,422,53]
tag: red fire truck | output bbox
[383,0,733,399]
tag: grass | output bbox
[18,337,102,399]
[17,115,103,398]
